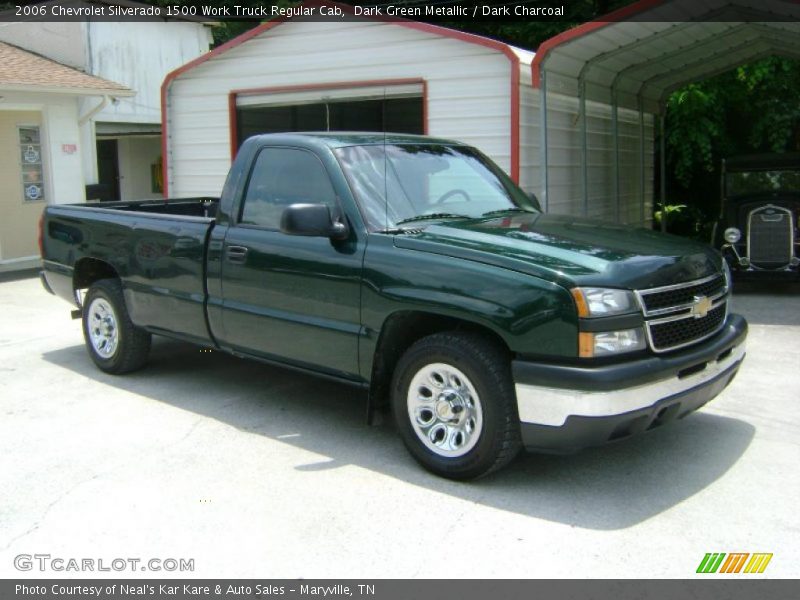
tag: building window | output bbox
[19,126,45,202]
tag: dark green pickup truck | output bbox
[41,133,747,479]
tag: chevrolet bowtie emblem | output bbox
[691,295,713,319]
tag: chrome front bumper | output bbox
[515,342,745,427]
[511,313,748,452]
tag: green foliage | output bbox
[663,56,800,233]
[736,57,800,152]
[665,85,723,187]
[665,56,800,187]
[654,202,686,225]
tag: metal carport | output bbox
[531,0,800,224]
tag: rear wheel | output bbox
[82,279,151,374]
[391,332,522,480]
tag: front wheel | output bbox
[391,332,522,480]
[82,279,151,374]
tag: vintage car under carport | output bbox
[714,153,800,278]
[530,0,800,228]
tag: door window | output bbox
[240,148,337,229]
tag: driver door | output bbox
[217,146,365,379]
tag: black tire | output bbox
[391,332,522,480]
[82,278,151,374]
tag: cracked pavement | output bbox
[0,273,798,578]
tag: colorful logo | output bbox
[696,553,773,574]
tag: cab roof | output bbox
[247,132,466,149]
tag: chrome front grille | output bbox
[747,205,794,266]
[636,274,728,353]
[639,274,726,316]
[648,304,727,351]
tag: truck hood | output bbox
[394,212,722,289]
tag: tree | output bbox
[663,56,800,237]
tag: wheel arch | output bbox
[367,310,511,422]
[73,257,120,294]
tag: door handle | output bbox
[226,245,249,263]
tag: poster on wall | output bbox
[19,126,44,202]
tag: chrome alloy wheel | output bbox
[87,297,119,358]
[407,363,483,457]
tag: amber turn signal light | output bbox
[571,288,590,318]
[578,332,594,358]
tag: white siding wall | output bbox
[42,97,86,205]
[167,19,512,197]
[523,88,655,226]
[0,92,85,205]
[0,21,86,69]
[88,21,213,125]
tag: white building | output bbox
[163,1,653,225]
[0,41,133,271]
[0,4,214,202]
[0,1,213,270]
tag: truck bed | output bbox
[63,196,219,218]
[42,197,220,345]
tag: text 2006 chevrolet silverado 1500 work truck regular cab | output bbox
[41,133,748,479]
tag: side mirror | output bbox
[280,203,348,240]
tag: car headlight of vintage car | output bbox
[571,287,638,318]
[724,227,742,244]
[579,328,646,358]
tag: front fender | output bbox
[359,236,578,378]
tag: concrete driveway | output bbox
[0,273,798,578]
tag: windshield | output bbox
[334,144,536,231]
[726,169,800,197]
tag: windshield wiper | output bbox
[480,207,531,217]
[395,213,471,225]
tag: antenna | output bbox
[383,86,388,233]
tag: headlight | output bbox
[571,287,637,318]
[579,328,646,358]
[724,227,741,244]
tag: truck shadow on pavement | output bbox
[43,338,755,531]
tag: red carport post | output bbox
[580,78,589,217]
[539,69,549,212]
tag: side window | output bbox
[240,148,337,229]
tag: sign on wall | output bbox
[19,126,45,202]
